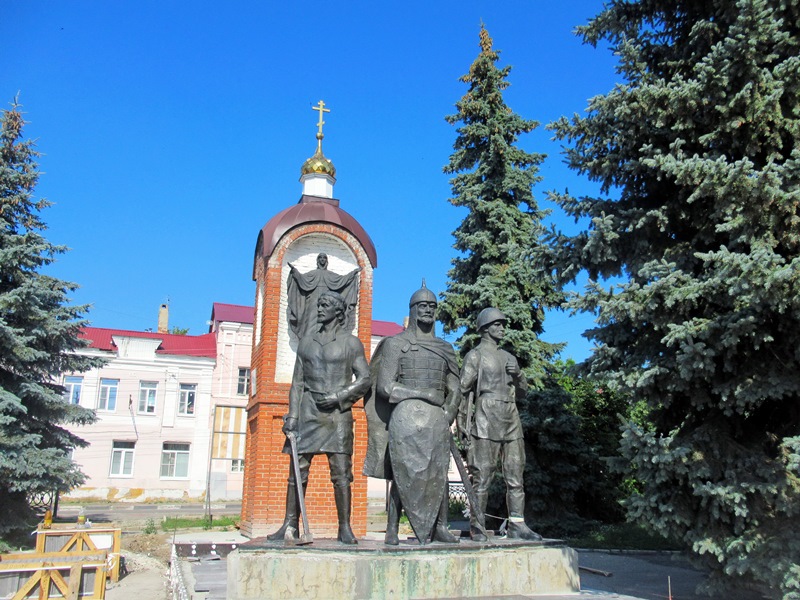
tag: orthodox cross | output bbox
[312,100,330,139]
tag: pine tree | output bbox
[0,100,101,542]
[545,1,800,595]
[439,24,563,383]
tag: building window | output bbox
[98,378,119,411]
[63,376,83,405]
[231,459,244,473]
[178,384,196,415]
[160,443,190,478]
[138,381,157,414]
[237,368,250,396]
[110,441,135,476]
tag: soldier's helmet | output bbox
[476,307,506,331]
[409,279,437,307]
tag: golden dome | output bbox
[300,134,336,177]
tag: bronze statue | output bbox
[458,307,541,541]
[287,253,360,340]
[366,282,462,545]
[269,290,370,544]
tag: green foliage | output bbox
[439,24,563,384]
[555,360,630,524]
[0,100,102,544]
[143,518,158,535]
[544,1,800,596]
[160,515,238,531]
[448,497,467,519]
[169,326,189,335]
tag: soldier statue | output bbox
[269,290,370,544]
[365,281,462,545]
[458,307,542,542]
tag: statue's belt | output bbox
[478,391,515,403]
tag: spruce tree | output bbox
[0,101,100,541]
[545,1,800,595]
[439,24,562,383]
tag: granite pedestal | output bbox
[227,537,579,599]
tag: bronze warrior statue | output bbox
[366,281,462,545]
[269,290,370,544]
[458,307,541,542]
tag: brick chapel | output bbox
[240,102,377,538]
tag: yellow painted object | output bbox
[35,524,122,582]
[0,550,108,600]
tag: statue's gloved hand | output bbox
[282,416,298,435]
[315,392,340,411]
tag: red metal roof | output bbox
[80,328,217,358]
[210,302,255,326]
[372,320,405,337]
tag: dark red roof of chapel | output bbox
[253,195,377,280]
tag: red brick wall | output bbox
[240,222,373,539]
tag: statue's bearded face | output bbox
[413,301,437,326]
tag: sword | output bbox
[286,431,313,545]
[449,435,487,538]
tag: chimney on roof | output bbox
[157,304,169,333]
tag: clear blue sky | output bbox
[3,1,619,361]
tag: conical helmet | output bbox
[476,307,506,330]
[409,279,437,307]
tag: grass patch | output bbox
[566,522,682,551]
[160,515,238,531]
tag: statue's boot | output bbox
[267,484,300,541]
[507,518,542,540]
[431,494,458,544]
[469,490,488,542]
[384,485,401,546]
[506,490,542,541]
[334,484,358,545]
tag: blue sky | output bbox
[3,1,619,362]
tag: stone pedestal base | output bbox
[227,538,579,599]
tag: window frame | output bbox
[98,378,119,411]
[236,368,250,396]
[109,441,135,477]
[63,376,83,405]
[178,383,196,416]
[160,442,190,479]
[231,458,244,473]
[138,381,158,414]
